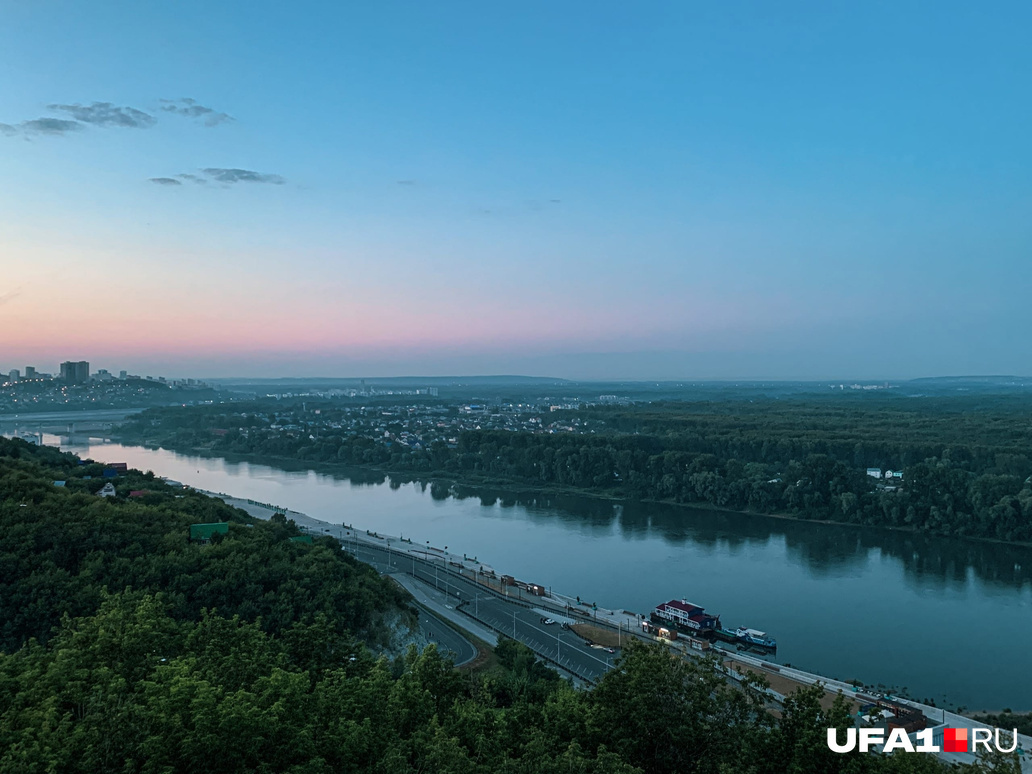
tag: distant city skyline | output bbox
[3,2,1030,380]
[2,354,1027,383]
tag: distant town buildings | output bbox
[1,360,215,411]
[60,361,90,384]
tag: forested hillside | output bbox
[2,438,1015,772]
[0,437,410,653]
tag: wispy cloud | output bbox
[0,289,23,306]
[0,117,84,137]
[48,102,156,129]
[160,98,233,127]
[149,168,286,187]
[202,168,285,185]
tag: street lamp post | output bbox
[443,546,451,596]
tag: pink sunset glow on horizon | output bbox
[5,234,837,376]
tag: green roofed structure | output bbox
[189,522,229,543]
[289,535,313,544]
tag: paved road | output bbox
[323,533,619,682]
[330,536,480,667]
[412,603,478,667]
[390,573,498,646]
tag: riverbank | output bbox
[119,434,1032,551]
[193,481,1032,769]
[53,437,1032,714]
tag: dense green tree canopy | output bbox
[121,396,1032,543]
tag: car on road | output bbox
[604,647,615,653]
[541,618,556,625]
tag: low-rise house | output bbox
[98,482,116,497]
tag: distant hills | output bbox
[191,374,1032,407]
[908,375,1032,385]
[207,374,1030,385]
[208,375,570,387]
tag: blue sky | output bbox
[2,1,1030,379]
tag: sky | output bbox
[2,1,1030,380]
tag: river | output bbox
[30,435,1032,711]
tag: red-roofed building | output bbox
[128,490,150,498]
[653,599,720,632]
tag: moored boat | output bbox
[713,628,740,644]
[734,627,777,651]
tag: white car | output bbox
[542,618,556,625]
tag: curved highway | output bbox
[323,529,619,682]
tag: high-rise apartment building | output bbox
[60,361,90,384]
